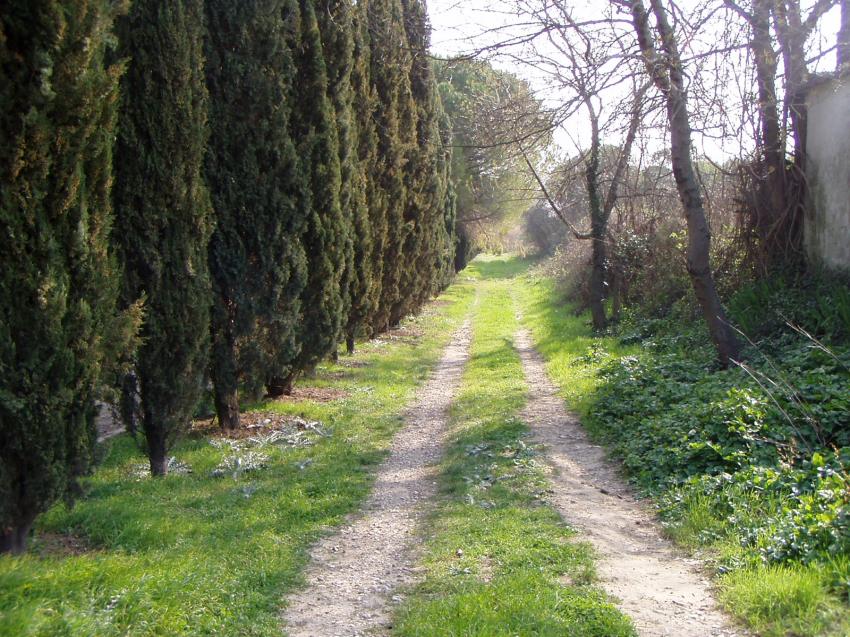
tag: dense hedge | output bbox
[0,0,467,550]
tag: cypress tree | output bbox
[113,0,214,475]
[393,0,450,321]
[268,0,348,395]
[205,0,307,429]
[367,0,416,333]
[344,0,378,354]
[436,99,459,289]
[315,0,357,358]
[0,1,136,552]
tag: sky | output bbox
[426,0,844,161]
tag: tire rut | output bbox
[514,327,746,637]
[281,319,473,637]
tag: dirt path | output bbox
[514,328,745,637]
[282,320,473,637]
[96,403,124,443]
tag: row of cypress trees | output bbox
[1,0,457,552]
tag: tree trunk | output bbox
[213,382,240,430]
[210,325,240,430]
[346,333,356,355]
[589,224,608,331]
[585,102,607,331]
[119,371,139,437]
[146,425,169,477]
[773,0,808,170]
[267,373,295,398]
[632,0,741,366]
[750,0,788,263]
[0,513,36,555]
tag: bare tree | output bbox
[623,0,741,365]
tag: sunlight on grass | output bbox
[514,260,850,637]
[720,565,849,637]
[0,281,475,637]
[393,256,635,637]
[514,273,636,417]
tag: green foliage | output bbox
[0,0,136,551]
[316,0,357,349]
[588,333,850,571]
[728,270,850,343]
[0,277,474,636]
[435,58,541,255]
[392,0,454,322]
[284,0,350,382]
[113,0,214,474]
[204,0,307,425]
[344,0,378,350]
[368,0,416,332]
[519,267,850,635]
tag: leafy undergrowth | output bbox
[393,259,635,637]
[518,267,850,637]
[0,283,474,637]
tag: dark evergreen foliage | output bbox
[113,0,214,475]
[205,0,307,429]
[394,0,453,320]
[268,0,350,395]
[316,0,357,356]
[0,0,136,552]
[343,0,378,354]
[367,0,415,333]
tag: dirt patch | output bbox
[95,402,124,443]
[34,532,93,557]
[381,325,424,345]
[193,412,328,441]
[271,386,351,403]
[320,370,348,381]
[514,328,746,637]
[281,320,473,637]
[339,359,370,369]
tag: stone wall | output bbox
[805,76,850,270]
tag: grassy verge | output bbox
[392,257,635,637]
[0,282,474,637]
[516,265,850,637]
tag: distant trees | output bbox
[434,59,543,259]
[0,0,139,552]
[113,0,214,474]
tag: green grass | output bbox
[514,264,850,637]
[0,281,475,637]
[514,272,636,417]
[392,257,635,637]
[720,565,844,637]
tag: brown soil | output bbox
[271,386,351,403]
[514,328,746,637]
[34,532,93,557]
[95,402,124,443]
[192,412,326,440]
[339,360,369,369]
[384,325,423,342]
[281,320,473,637]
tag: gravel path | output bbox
[514,328,745,637]
[282,320,473,637]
